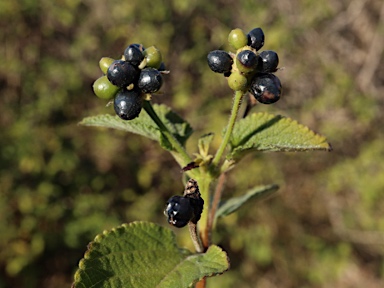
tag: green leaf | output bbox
[215,184,279,219]
[72,222,229,288]
[79,104,193,150]
[198,133,214,157]
[228,112,331,160]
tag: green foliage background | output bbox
[1,0,383,287]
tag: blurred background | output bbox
[1,0,383,287]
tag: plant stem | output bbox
[211,90,244,167]
[142,101,197,175]
[188,222,204,253]
[195,173,212,249]
[207,172,227,240]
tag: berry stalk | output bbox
[211,90,244,168]
[142,101,198,177]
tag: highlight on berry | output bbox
[92,43,167,120]
[206,27,282,104]
[164,179,204,228]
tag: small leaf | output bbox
[79,104,193,150]
[215,184,279,219]
[72,222,229,288]
[228,112,331,160]
[198,133,214,157]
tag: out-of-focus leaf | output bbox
[216,184,279,219]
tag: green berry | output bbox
[99,57,115,74]
[143,46,162,69]
[228,28,248,50]
[92,75,120,100]
[227,72,248,91]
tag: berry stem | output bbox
[142,100,197,176]
[211,90,244,167]
[188,222,204,253]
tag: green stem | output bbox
[143,101,197,176]
[211,90,244,167]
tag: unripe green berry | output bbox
[227,72,248,91]
[99,57,115,74]
[143,46,162,69]
[228,28,248,50]
[93,75,120,100]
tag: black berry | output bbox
[107,60,140,88]
[236,49,258,73]
[249,73,282,104]
[164,196,194,228]
[247,28,265,51]
[113,88,143,120]
[257,50,279,73]
[124,44,144,66]
[138,68,163,93]
[207,50,233,74]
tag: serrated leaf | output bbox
[72,222,229,288]
[228,112,331,160]
[79,104,193,150]
[215,184,279,219]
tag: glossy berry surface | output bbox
[247,27,265,51]
[138,68,163,93]
[257,50,279,73]
[164,196,194,228]
[107,60,140,88]
[188,197,204,224]
[124,45,144,66]
[207,50,233,74]
[113,88,143,120]
[249,73,282,104]
[236,49,258,73]
[93,75,120,100]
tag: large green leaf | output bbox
[79,104,193,150]
[72,222,229,288]
[215,184,279,219]
[228,112,331,160]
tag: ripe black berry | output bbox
[207,50,233,74]
[138,68,163,93]
[236,49,258,73]
[107,60,140,88]
[247,28,265,51]
[114,88,143,120]
[164,196,194,228]
[249,73,282,104]
[257,50,279,73]
[124,44,144,66]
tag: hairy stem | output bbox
[142,101,197,176]
[211,90,244,167]
[188,222,204,253]
[207,172,227,242]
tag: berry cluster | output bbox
[164,179,204,228]
[92,44,166,120]
[207,27,282,104]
